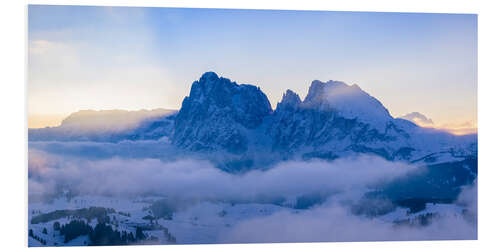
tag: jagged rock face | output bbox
[303,80,393,128]
[268,80,414,159]
[172,72,272,153]
[28,72,477,164]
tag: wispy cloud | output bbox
[221,191,477,243]
[28,144,417,201]
[400,111,434,125]
[399,112,476,135]
[27,140,476,242]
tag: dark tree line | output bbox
[60,220,93,243]
[31,207,116,224]
[89,222,125,245]
[28,229,47,245]
[51,219,156,246]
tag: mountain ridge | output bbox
[28,72,477,166]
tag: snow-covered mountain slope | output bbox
[169,73,475,163]
[28,72,477,165]
[268,85,404,156]
[268,80,476,162]
[303,80,393,129]
[28,194,474,246]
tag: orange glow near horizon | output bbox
[410,120,477,136]
[28,114,67,129]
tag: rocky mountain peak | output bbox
[301,79,392,128]
[172,72,272,153]
[304,80,348,104]
[276,89,301,111]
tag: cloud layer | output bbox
[28,146,417,202]
[221,195,477,243]
[28,141,477,242]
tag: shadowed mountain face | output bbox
[169,73,475,164]
[29,72,477,165]
[172,72,272,153]
[267,81,410,158]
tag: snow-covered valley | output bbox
[28,190,476,246]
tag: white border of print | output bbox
[1,0,498,250]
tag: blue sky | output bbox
[28,5,477,131]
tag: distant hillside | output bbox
[29,109,177,142]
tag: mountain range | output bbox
[29,72,477,166]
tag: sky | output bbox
[28,5,477,133]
